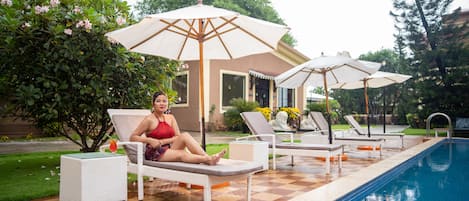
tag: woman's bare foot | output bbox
[206,149,226,165]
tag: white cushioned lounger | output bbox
[100,109,262,201]
[240,112,343,174]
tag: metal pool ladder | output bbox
[426,112,452,139]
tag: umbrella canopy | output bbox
[331,71,412,136]
[105,4,288,60]
[331,71,412,89]
[275,55,379,144]
[106,3,289,150]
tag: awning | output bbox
[249,69,277,80]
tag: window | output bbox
[255,78,270,107]
[222,73,246,108]
[277,88,295,107]
[172,72,188,105]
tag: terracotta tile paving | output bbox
[35,142,422,201]
[120,151,394,201]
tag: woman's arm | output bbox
[130,116,161,148]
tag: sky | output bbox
[125,0,469,59]
[270,0,469,58]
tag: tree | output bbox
[392,30,418,124]
[331,49,410,124]
[0,0,179,151]
[134,0,297,46]
[360,50,411,124]
[391,0,469,125]
[331,87,366,119]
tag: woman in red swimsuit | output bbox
[131,92,225,165]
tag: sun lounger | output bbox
[305,112,385,158]
[344,115,405,149]
[239,112,343,174]
[100,109,263,201]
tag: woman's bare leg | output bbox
[159,149,209,163]
[160,149,227,165]
[171,132,207,156]
[210,149,227,165]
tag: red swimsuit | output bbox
[145,116,175,161]
[147,119,175,139]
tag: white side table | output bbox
[229,141,269,171]
[60,152,127,201]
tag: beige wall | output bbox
[171,51,308,131]
[170,60,200,131]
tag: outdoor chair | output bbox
[344,115,405,149]
[304,112,385,158]
[239,111,343,174]
[100,109,263,201]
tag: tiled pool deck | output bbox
[35,135,429,201]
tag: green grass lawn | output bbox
[0,151,78,201]
[0,145,229,201]
[332,124,352,130]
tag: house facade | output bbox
[170,42,310,131]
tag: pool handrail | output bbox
[426,112,452,139]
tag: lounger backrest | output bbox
[107,109,151,163]
[344,115,365,135]
[240,112,279,144]
[309,112,329,135]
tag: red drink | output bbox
[110,139,117,153]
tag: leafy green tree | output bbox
[134,0,296,46]
[0,0,178,151]
[391,0,469,125]
[393,30,418,124]
[332,49,409,124]
[331,88,366,119]
[360,50,410,124]
[310,86,324,95]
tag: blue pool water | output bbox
[339,138,469,201]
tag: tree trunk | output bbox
[415,0,447,83]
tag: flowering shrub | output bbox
[0,136,9,142]
[0,0,178,152]
[255,107,272,120]
[279,107,301,121]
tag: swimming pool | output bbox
[338,138,469,201]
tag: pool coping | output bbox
[290,137,445,201]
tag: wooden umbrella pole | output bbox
[323,72,330,114]
[364,80,371,138]
[198,19,206,151]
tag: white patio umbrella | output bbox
[106,2,289,150]
[331,71,412,136]
[275,55,379,144]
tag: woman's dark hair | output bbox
[152,91,166,103]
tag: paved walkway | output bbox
[0,132,233,154]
